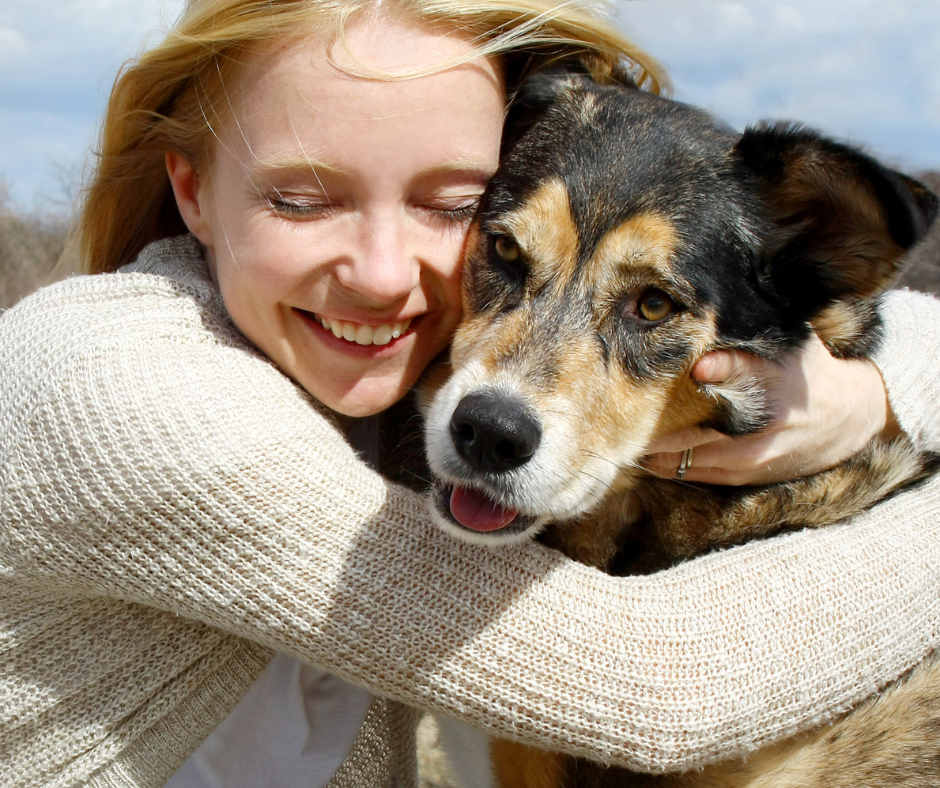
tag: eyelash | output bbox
[267,197,480,225]
[422,202,480,223]
[267,197,332,219]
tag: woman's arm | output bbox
[3,272,940,774]
[873,288,940,450]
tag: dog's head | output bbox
[424,68,938,545]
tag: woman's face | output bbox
[170,18,504,417]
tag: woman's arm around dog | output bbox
[3,237,940,785]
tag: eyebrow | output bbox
[249,153,495,185]
[249,154,341,182]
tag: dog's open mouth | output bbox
[433,480,538,536]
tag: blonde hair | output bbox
[79,0,667,274]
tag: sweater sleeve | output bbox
[874,288,940,451]
[3,272,940,775]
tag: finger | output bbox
[643,426,725,455]
[642,445,778,485]
[693,349,766,384]
[640,451,686,478]
[674,465,775,486]
[641,447,725,480]
[640,454,766,485]
[643,433,781,478]
[642,442,728,477]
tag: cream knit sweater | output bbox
[2,235,940,788]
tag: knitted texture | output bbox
[2,235,940,787]
[874,288,940,448]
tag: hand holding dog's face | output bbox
[642,334,895,485]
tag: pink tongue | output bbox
[450,486,518,532]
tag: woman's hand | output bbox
[643,333,900,486]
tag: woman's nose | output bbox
[337,215,420,305]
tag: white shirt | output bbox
[166,417,381,788]
[165,654,374,788]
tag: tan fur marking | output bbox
[576,91,599,126]
[649,310,722,437]
[811,301,864,350]
[449,310,494,367]
[549,335,670,487]
[591,212,680,281]
[501,178,580,284]
[491,740,567,788]
[480,308,535,374]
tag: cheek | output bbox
[211,243,299,352]
[216,220,326,302]
[430,228,471,315]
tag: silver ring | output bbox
[675,447,693,480]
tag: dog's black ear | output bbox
[735,124,939,304]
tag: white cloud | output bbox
[0,0,185,205]
[771,6,807,33]
[0,0,185,93]
[0,25,28,63]
[615,0,940,172]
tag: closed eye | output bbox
[417,198,481,224]
[266,195,333,219]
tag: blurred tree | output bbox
[0,178,71,310]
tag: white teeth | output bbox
[372,324,393,345]
[316,315,412,346]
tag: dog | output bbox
[418,65,940,788]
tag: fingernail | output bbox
[693,357,715,382]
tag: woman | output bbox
[2,1,939,787]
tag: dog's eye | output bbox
[493,235,521,262]
[637,289,674,322]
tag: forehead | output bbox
[209,18,505,173]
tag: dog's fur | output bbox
[418,66,940,788]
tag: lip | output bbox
[294,308,418,356]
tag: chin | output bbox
[293,345,435,419]
[317,380,414,420]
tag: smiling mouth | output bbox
[304,312,413,347]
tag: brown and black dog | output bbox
[420,65,940,788]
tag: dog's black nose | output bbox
[450,393,542,473]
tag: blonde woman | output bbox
[2,1,939,787]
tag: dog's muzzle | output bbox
[449,392,542,473]
[430,390,544,538]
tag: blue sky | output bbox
[618,1,940,173]
[0,0,937,211]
